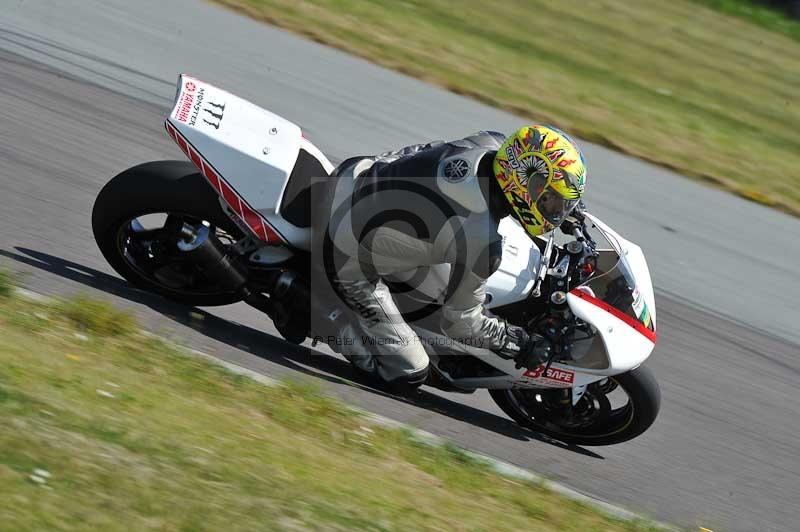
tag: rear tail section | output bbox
[165,74,332,248]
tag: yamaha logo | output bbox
[443,159,469,182]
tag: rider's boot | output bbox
[350,361,428,397]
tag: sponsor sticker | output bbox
[504,145,520,169]
[174,81,197,123]
[174,80,226,130]
[188,87,206,126]
[185,88,225,130]
[631,286,653,328]
[522,365,575,385]
[199,100,225,130]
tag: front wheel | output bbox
[92,161,246,306]
[490,365,660,446]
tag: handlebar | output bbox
[524,211,599,363]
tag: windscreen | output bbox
[576,225,655,336]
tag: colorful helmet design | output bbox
[493,125,587,237]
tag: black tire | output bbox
[490,364,661,446]
[92,160,245,306]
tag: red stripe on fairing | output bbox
[176,135,189,154]
[203,165,221,192]
[188,147,203,170]
[256,222,269,242]
[166,123,177,141]
[165,121,284,244]
[569,288,657,344]
[241,204,268,241]
[219,180,242,215]
[263,223,280,242]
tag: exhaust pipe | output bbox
[177,223,248,294]
[176,223,310,344]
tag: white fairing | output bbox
[166,75,330,248]
[416,213,656,390]
[566,213,657,373]
[566,293,653,373]
[485,217,542,309]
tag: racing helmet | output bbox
[493,125,587,237]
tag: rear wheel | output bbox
[92,161,246,306]
[490,365,660,446]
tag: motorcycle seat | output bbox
[279,148,331,228]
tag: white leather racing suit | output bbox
[316,131,517,385]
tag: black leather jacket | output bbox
[332,131,514,350]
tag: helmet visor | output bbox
[536,188,579,225]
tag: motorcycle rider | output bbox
[315,125,587,392]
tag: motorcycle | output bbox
[92,75,660,446]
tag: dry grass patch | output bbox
[215,0,800,216]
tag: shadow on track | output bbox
[0,246,604,459]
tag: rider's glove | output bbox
[496,325,551,369]
[559,217,579,236]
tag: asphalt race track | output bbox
[1,1,799,530]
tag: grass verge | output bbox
[0,270,11,298]
[0,284,664,530]
[691,0,800,42]
[213,0,800,216]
